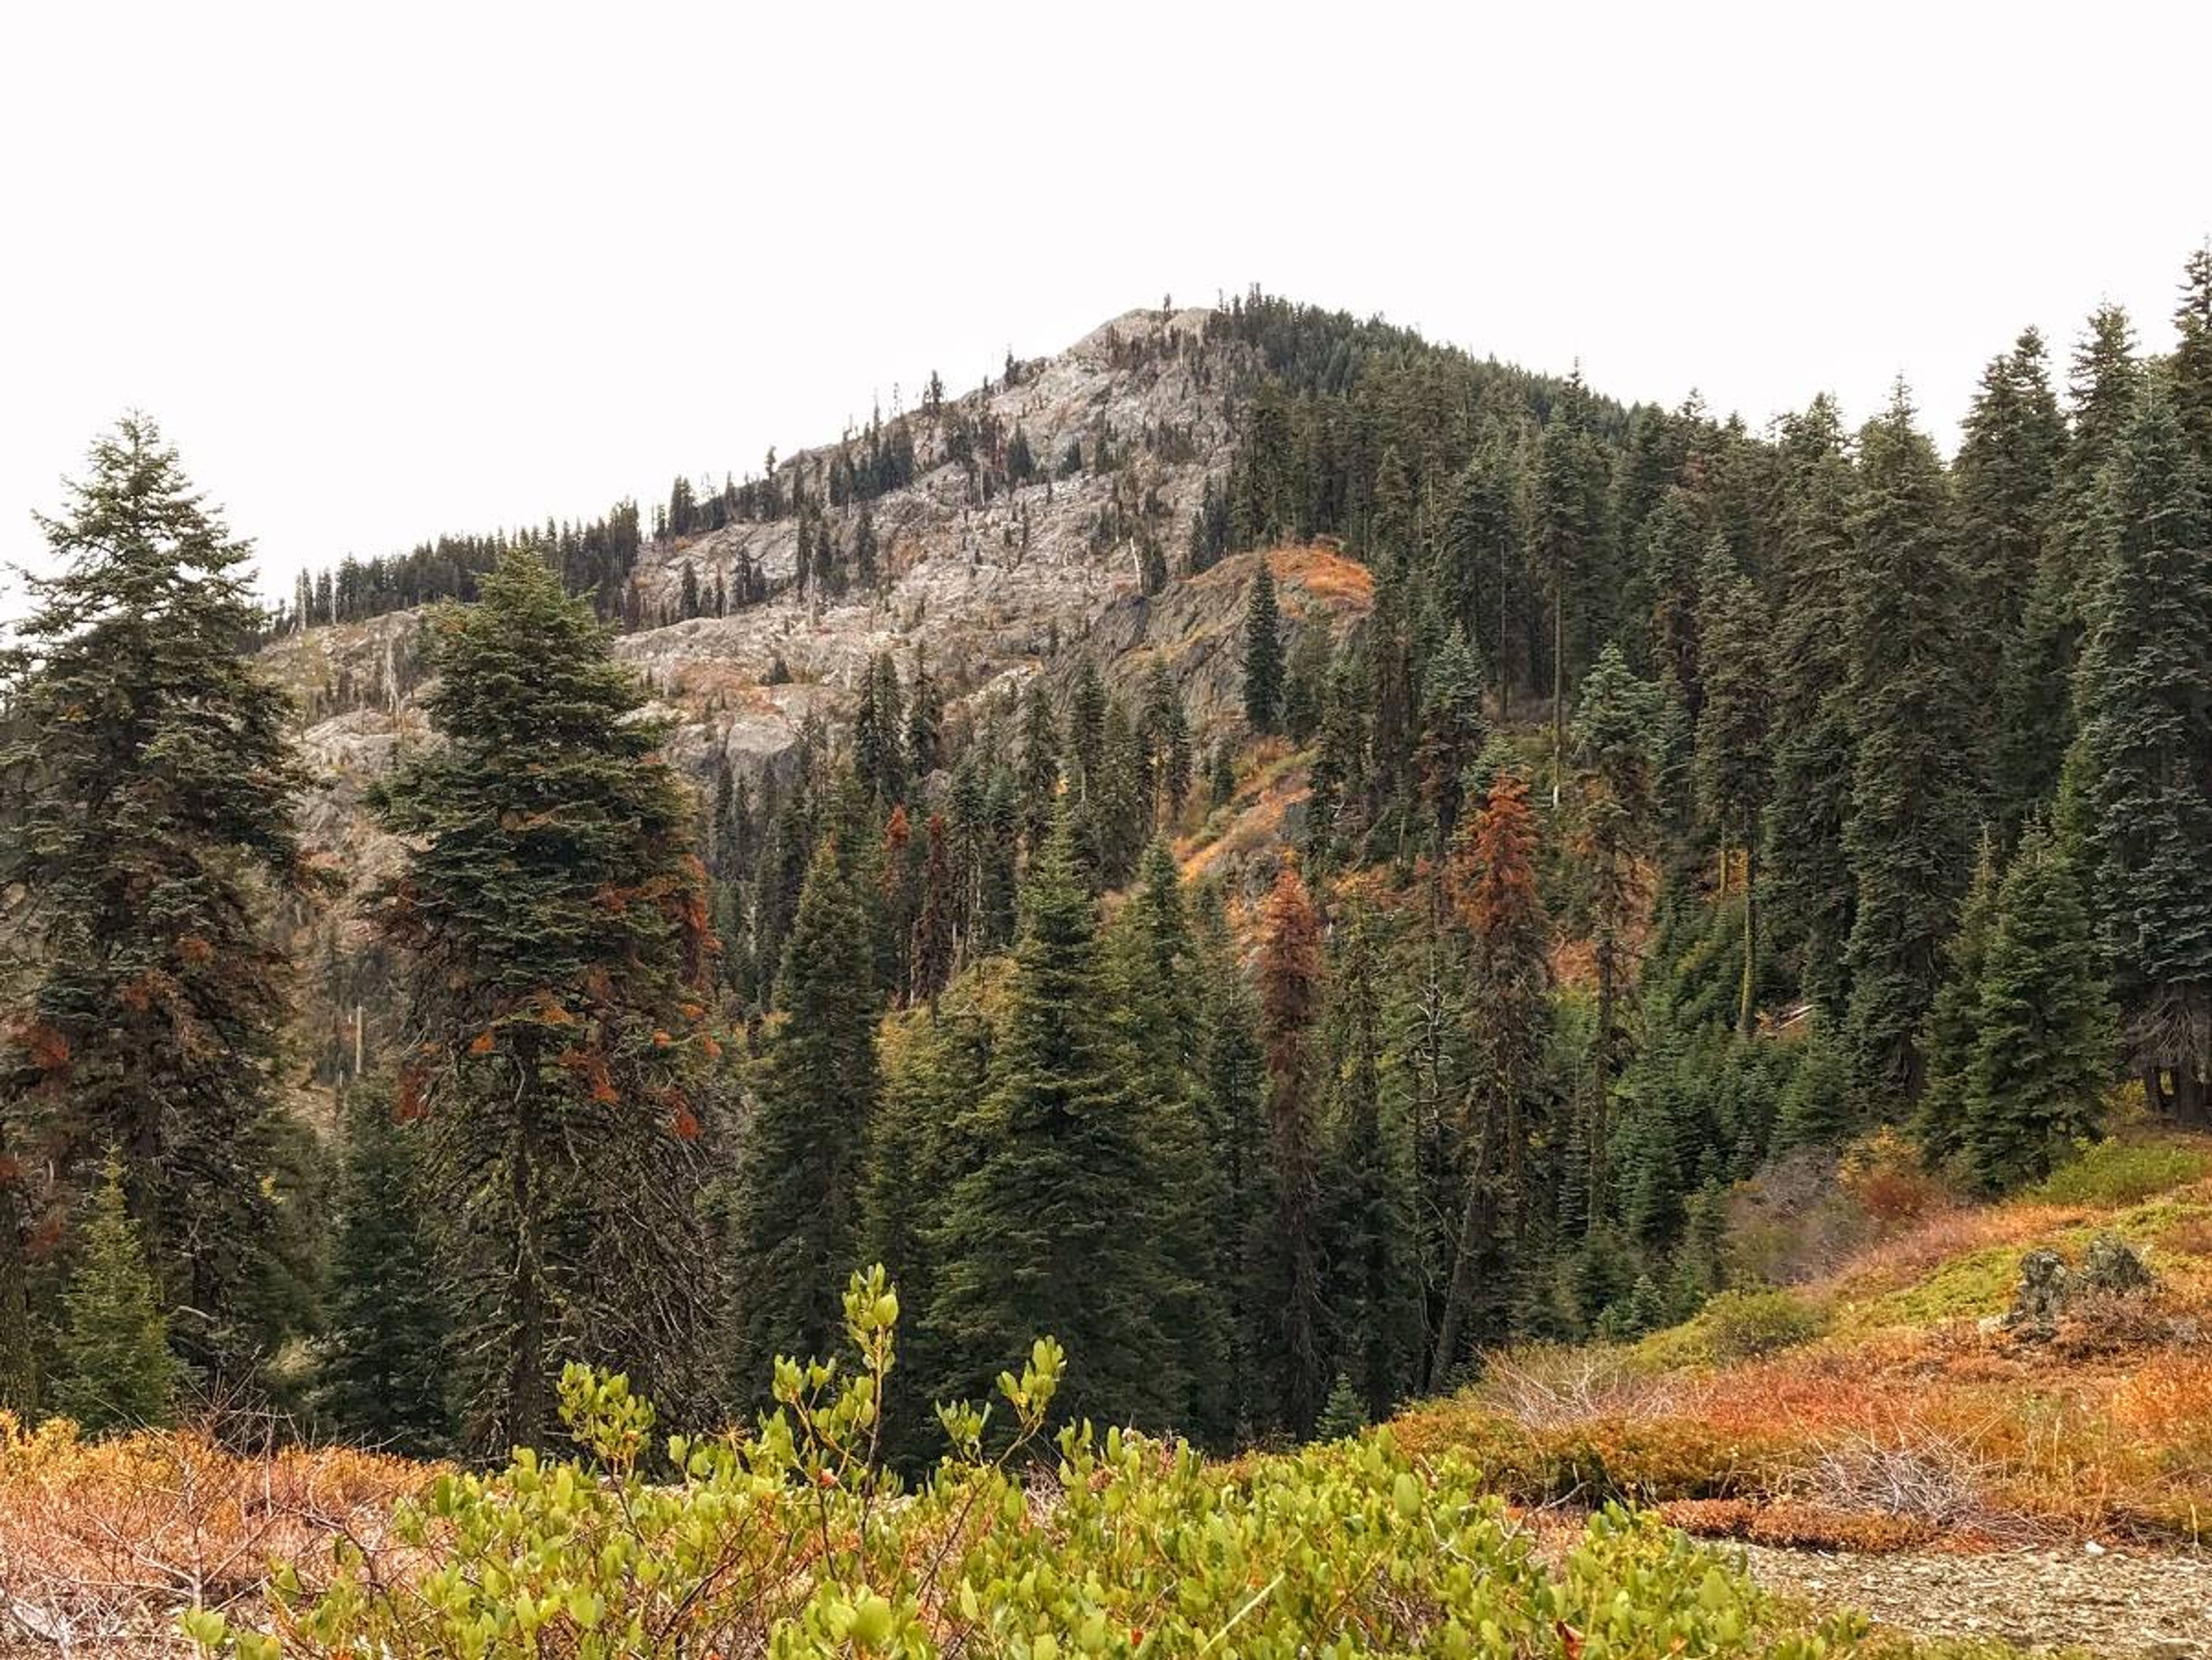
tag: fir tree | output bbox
[2172,244,2212,466]
[1417,630,1488,848]
[1964,824,2116,1190]
[0,416,312,1389]
[372,549,721,1450]
[1773,1024,1853,1149]
[906,649,945,778]
[1104,841,1233,1442]
[1016,681,1062,854]
[1763,398,1860,1022]
[1257,861,1328,1435]
[926,815,1177,1432]
[1536,383,1615,798]
[730,836,881,1391]
[1570,645,1664,1134]
[1242,557,1286,733]
[51,1154,175,1435]
[1321,912,1420,1421]
[1692,543,1773,1033]
[1194,890,1270,1439]
[320,1081,454,1454]
[1915,834,2002,1169]
[1066,659,1109,801]
[910,812,956,1011]
[1843,386,1978,1111]
[853,653,907,806]
[2077,383,2212,1125]
[1314,1371,1369,1440]
[1432,772,1551,1383]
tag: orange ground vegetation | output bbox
[1395,1143,2212,1549]
[1188,544,1376,612]
[0,1413,430,1652]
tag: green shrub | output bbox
[2035,1137,2210,1207]
[185,1268,1863,1660]
[1692,1289,1831,1362]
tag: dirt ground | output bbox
[1738,1542,2212,1658]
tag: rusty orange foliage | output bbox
[24,1022,71,1073]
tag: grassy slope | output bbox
[1393,1130,2212,1550]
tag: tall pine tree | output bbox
[1243,557,1286,734]
[926,815,1177,1432]
[320,1080,454,1454]
[1964,824,2115,1189]
[730,834,881,1391]
[1843,387,1977,1110]
[372,548,722,1450]
[0,415,312,1390]
[2077,383,2212,1125]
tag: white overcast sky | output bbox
[3,1,2207,604]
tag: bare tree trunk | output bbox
[508,1063,546,1449]
[1739,838,1759,1037]
[0,1116,35,1414]
[1429,1125,1498,1394]
[1551,584,1565,808]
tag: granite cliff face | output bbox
[261,304,1370,1087]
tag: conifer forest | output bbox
[5,251,2212,1658]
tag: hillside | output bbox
[1388,1125,2212,1654]
[253,307,1384,1090]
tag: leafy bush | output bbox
[187,1269,1862,1660]
[2034,1137,2210,1207]
[1691,1290,1832,1363]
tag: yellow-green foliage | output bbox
[188,1269,1863,1660]
[2034,1137,2210,1207]
[1642,1290,1832,1368]
[1851,1245,2024,1329]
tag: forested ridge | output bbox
[2,253,2210,1468]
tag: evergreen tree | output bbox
[1432,771,1551,1383]
[1314,1371,1368,1440]
[1321,912,1420,1421]
[853,653,907,806]
[859,967,995,1464]
[1104,842,1233,1441]
[2077,383,2212,1125]
[1536,384,1615,798]
[1915,834,2002,1169]
[1964,824,2116,1189]
[1017,681,1062,854]
[1571,645,1664,1125]
[1692,544,1773,1033]
[0,416,311,1389]
[51,1154,175,1435]
[1256,861,1328,1435]
[1242,557,1286,733]
[1067,659,1109,800]
[1417,629,1487,847]
[1997,309,2141,833]
[372,549,721,1450]
[1773,1024,1853,1149]
[320,1081,454,1454]
[1193,890,1270,1439]
[906,649,945,778]
[1953,330,2066,836]
[730,836,881,1391]
[927,816,1177,1432]
[1843,387,1978,1111]
[2172,244,2212,466]
[1764,398,1860,1022]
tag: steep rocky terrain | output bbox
[257,305,1369,1087]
